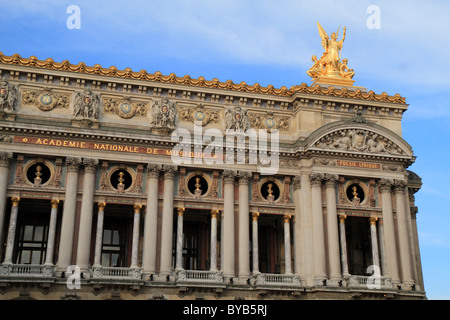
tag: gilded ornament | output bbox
[103,97,148,119]
[22,87,70,111]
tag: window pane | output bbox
[34,226,44,241]
[20,250,31,264]
[102,253,110,267]
[23,225,33,241]
[111,254,119,267]
[112,230,120,245]
[103,229,111,244]
[31,251,41,264]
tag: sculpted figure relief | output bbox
[316,129,404,155]
[151,98,177,129]
[225,106,249,131]
[0,78,18,113]
[73,88,100,119]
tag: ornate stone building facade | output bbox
[0,51,425,300]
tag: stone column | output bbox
[3,197,20,265]
[44,199,60,266]
[310,173,327,285]
[210,210,219,271]
[142,164,161,276]
[175,207,184,271]
[379,179,400,285]
[159,164,177,277]
[252,212,259,274]
[57,157,81,273]
[292,176,305,279]
[339,215,350,278]
[300,173,314,286]
[222,170,236,280]
[324,174,341,285]
[0,152,12,252]
[283,214,292,274]
[369,217,380,268]
[377,218,387,276]
[130,204,142,269]
[394,180,414,288]
[238,171,251,281]
[76,158,98,274]
[93,202,106,267]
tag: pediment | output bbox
[306,120,413,158]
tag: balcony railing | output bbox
[348,275,393,289]
[254,273,302,286]
[91,266,142,281]
[176,269,224,284]
[0,263,55,280]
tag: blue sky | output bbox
[0,0,449,299]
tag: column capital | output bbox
[252,212,259,221]
[283,214,291,223]
[211,209,219,219]
[0,152,13,167]
[379,178,394,192]
[66,157,82,172]
[369,216,378,225]
[147,163,163,178]
[82,158,99,173]
[293,175,301,191]
[338,214,347,224]
[177,207,185,216]
[309,172,324,186]
[97,202,106,210]
[134,204,142,213]
[323,173,338,186]
[238,170,252,184]
[51,199,60,209]
[223,169,237,184]
[11,197,20,206]
[393,179,407,193]
[162,164,177,179]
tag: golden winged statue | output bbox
[307,22,355,84]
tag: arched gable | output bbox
[305,117,414,158]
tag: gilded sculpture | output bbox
[307,22,355,84]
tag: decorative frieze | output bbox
[178,104,220,126]
[21,88,70,111]
[249,111,290,131]
[103,97,147,119]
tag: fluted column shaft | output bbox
[57,157,81,273]
[93,202,105,267]
[324,174,341,285]
[159,165,176,277]
[130,204,142,268]
[76,158,98,273]
[238,171,250,280]
[44,199,60,266]
[310,173,327,284]
[283,215,292,274]
[0,152,12,252]
[210,210,219,271]
[370,217,380,268]
[175,207,184,270]
[222,170,236,279]
[251,212,259,274]
[379,179,400,284]
[3,197,20,264]
[394,180,414,287]
[142,164,160,275]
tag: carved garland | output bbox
[103,97,148,119]
[21,88,70,111]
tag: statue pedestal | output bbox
[312,76,355,88]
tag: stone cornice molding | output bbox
[0,52,406,104]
